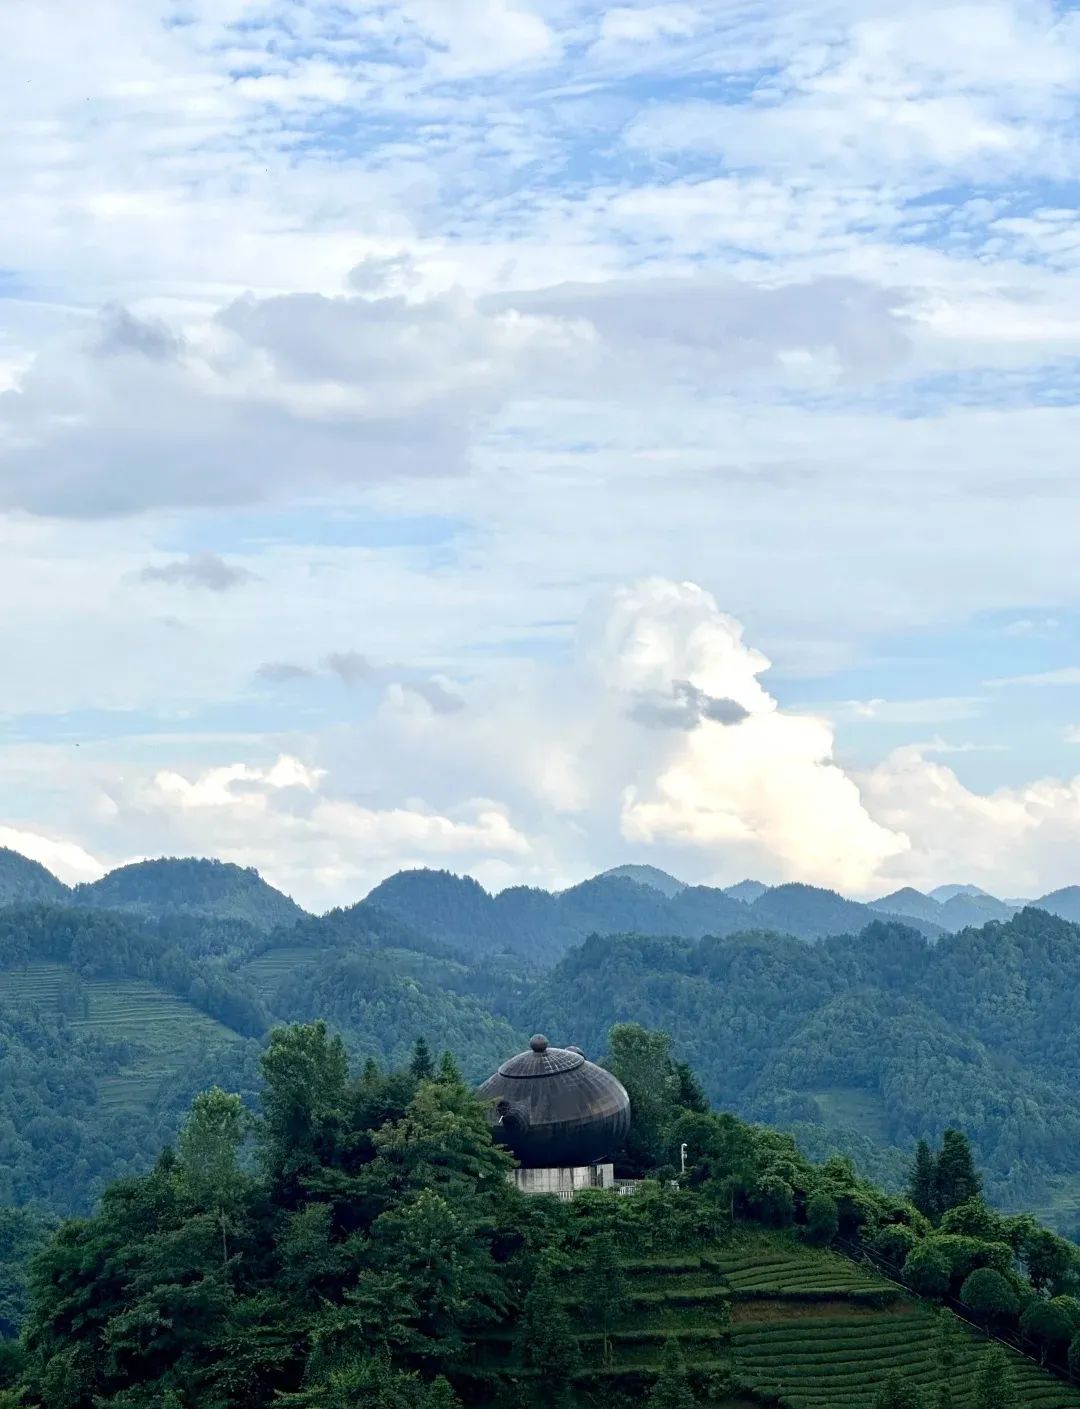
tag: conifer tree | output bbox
[410,1037,435,1081]
[935,1130,982,1214]
[649,1337,696,1409]
[974,1347,1017,1409]
[436,1051,462,1085]
[909,1139,938,1218]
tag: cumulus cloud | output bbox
[18,578,1080,905]
[0,824,102,885]
[138,552,256,592]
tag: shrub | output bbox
[904,1241,952,1299]
[961,1268,1020,1327]
[871,1223,918,1267]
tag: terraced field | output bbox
[733,1307,1077,1409]
[470,1228,1080,1409]
[235,944,342,1004]
[0,961,244,1112]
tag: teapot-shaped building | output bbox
[478,1034,631,1192]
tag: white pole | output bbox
[680,1142,688,1176]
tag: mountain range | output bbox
[6,846,1075,956]
[8,845,1080,1229]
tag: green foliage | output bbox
[959,1268,1021,1324]
[520,1266,580,1403]
[580,1231,625,1342]
[974,1347,1017,1409]
[873,1370,925,1409]
[904,1241,953,1299]
[935,1131,983,1214]
[804,1189,839,1245]
[409,1039,434,1081]
[871,1223,918,1266]
[910,1140,938,1218]
[1020,1297,1078,1358]
[649,1337,696,1409]
[74,857,306,931]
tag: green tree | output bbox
[1068,1329,1080,1382]
[805,1189,839,1245]
[1021,1225,1078,1296]
[960,1269,1020,1328]
[436,1051,462,1085]
[935,1131,982,1215]
[580,1232,624,1362]
[1021,1298,1079,1363]
[871,1223,917,1267]
[649,1337,695,1409]
[520,1267,580,1406]
[973,1347,1017,1409]
[872,1370,924,1409]
[607,1025,680,1171]
[909,1140,938,1219]
[410,1038,434,1081]
[905,1241,953,1299]
[260,1022,348,1189]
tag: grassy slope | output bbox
[472,1229,1080,1409]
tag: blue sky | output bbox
[4,0,1080,906]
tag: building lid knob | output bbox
[529,1033,549,1052]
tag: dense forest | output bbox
[7,852,1080,1232]
[4,1021,1080,1409]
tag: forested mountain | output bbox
[365,868,943,962]
[74,857,307,930]
[11,851,1080,1232]
[4,1020,1080,1409]
[520,909,1080,1221]
[0,849,68,907]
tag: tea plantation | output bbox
[471,1231,1080,1409]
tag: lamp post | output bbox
[680,1142,688,1176]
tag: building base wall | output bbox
[510,1163,615,1197]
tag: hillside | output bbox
[7,1023,1080,1409]
[519,909,1080,1216]
[73,856,307,930]
[471,1230,1080,1409]
[0,848,68,906]
[0,901,523,1213]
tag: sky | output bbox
[5,0,1080,908]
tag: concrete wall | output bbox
[511,1163,615,1195]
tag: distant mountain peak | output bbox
[74,856,306,931]
[723,879,769,904]
[928,883,990,902]
[593,864,687,898]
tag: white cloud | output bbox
[12,580,1080,905]
[989,666,1080,687]
[0,825,103,885]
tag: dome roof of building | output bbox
[478,1036,631,1169]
